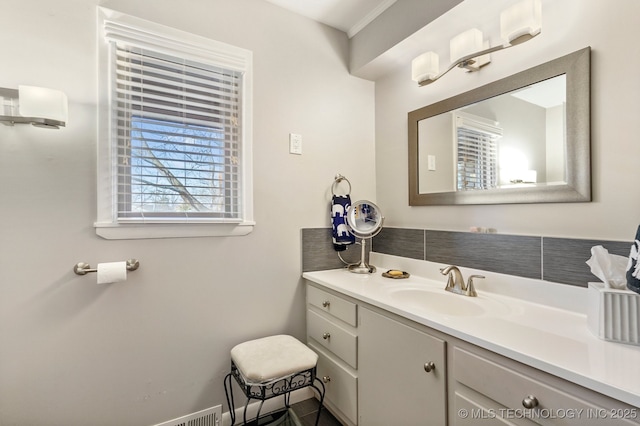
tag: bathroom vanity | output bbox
[304,254,640,426]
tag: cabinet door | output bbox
[358,307,447,426]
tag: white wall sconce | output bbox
[412,0,541,87]
[0,85,68,129]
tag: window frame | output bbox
[96,7,254,239]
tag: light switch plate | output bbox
[427,155,436,171]
[289,133,302,155]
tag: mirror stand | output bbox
[345,200,384,275]
[348,238,376,274]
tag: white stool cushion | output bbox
[231,335,318,385]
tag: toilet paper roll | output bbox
[97,261,127,284]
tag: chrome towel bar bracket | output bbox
[332,173,351,196]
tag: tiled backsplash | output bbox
[301,227,632,287]
[301,228,368,272]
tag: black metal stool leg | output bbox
[242,396,252,425]
[224,373,237,426]
[311,378,326,426]
[283,392,290,410]
[256,399,267,425]
[284,375,293,408]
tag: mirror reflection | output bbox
[419,75,566,194]
[346,201,383,238]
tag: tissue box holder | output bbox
[588,282,640,346]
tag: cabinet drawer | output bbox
[308,341,358,426]
[308,285,357,327]
[453,392,515,426]
[454,347,639,425]
[307,309,357,368]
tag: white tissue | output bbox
[97,261,127,284]
[586,245,628,289]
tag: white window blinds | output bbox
[455,113,502,191]
[99,10,252,226]
[113,45,242,220]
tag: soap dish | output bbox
[587,282,640,346]
[382,270,410,279]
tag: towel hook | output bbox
[73,259,140,275]
[332,174,351,196]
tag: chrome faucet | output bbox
[440,265,484,297]
[441,265,465,294]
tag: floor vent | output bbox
[152,405,222,426]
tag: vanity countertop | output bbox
[302,254,640,408]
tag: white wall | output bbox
[418,113,456,193]
[0,1,375,424]
[546,104,566,183]
[375,0,640,241]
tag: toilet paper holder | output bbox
[73,259,140,275]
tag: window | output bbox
[454,112,501,191]
[115,46,242,220]
[96,8,253,239]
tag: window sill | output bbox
[94,221,255,240]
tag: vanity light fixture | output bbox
[0,85,68,129]
[412,0,542,86]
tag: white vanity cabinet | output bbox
[306,283,447,426]
[358,306,447,425]
[450,343,640,426]
[306,284,358,426]
[304,271,640,426]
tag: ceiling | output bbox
[261,0,531,81]
[262,0,397,38]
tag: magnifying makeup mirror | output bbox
[345,200,384,274]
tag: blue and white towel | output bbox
[331,195,355,251]
[627,225,640,294]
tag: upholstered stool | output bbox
[224,335,325,425]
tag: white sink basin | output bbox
[384,284,511,317]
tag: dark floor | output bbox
[240,399,343,426]
[291,399,343,426]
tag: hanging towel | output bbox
[627,225,640,294]
[331,195,355,251]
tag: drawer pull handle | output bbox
[322,375,331,383]
[423,361,436,373]
[322,301,331,308]
[322,332,331,340]
[522,395,539,409]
